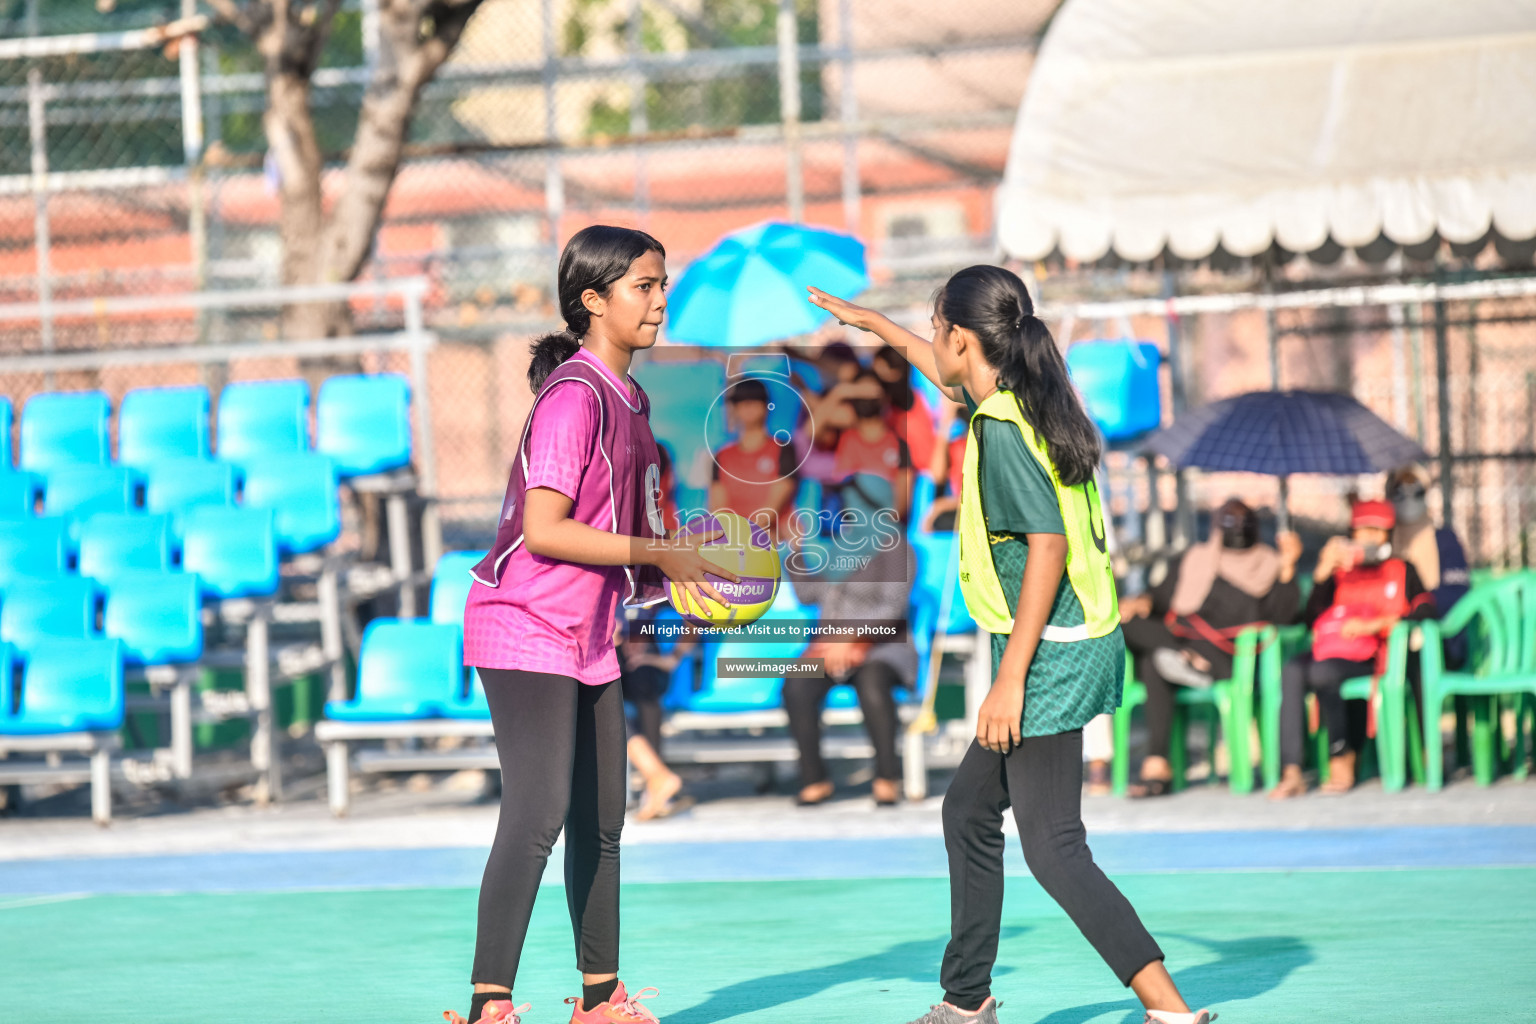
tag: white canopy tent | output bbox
[996,0,1536,264]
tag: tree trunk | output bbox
[265,71,331,340]
[319,1,483,286]
[240,0,484,341]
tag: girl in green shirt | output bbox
[808,266,1213,1024]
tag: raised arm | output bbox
[807,287,965,405]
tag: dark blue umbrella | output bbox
[1145,389,1429,529]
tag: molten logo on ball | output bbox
[666,510,782,628]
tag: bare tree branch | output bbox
[201,0,260,36]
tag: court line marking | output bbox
[0,892,92,911]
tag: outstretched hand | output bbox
[807,287,885,333]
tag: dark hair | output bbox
[725,378,770,404]
[872,344,914,411]
[527,224,666,394]
[935,265,1100,487]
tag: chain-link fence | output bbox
[2,1,1532,567]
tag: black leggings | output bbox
[941,730,1163,1009]
[1279,654,1375,768]
[472,668,627,989]
[783,660,902,786]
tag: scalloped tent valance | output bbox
[996,0,1536,264]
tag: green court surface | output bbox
[5,868,1533,1023]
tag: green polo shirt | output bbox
[964,389,1125,736]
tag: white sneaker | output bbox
[1143,1009,1216,1024]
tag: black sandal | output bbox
[1127,777,1173,799]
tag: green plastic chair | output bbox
[1420,572,1536,790]
[1258,621,1414,792]
[1112,625,1270,796]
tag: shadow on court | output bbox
[1032,933,1313,1024]
[664,927,1028,1024]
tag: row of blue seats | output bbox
[0,512,278,600]
[0,570,202,667]
[0,455,340,557]
[328,540,955,725]
[1,375,411,478]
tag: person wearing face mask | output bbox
[1119,499,1302,796]
[1269,500,1438,800]
[1387,466,1471,629]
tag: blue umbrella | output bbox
[666,221,870,347]
[1145,389,1429,530]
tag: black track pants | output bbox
[940,730,1164,1009]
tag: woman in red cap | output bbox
[1269,499,1437,799]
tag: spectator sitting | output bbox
[833,369,912,523]
[872,344,937,476]
[708,378,798,541]
[1120,499,1302,797]
[782,483,917,807]
[923,399,969,532]
[816,339,862,387]
[1387,465,1470,640]
[615,612,696,821]
[1269,500,1438,800]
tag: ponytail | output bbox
[528,330,581,393]
[935,265,1101,487]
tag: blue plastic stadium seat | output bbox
[78,513,173,585]
[316,374,412,478]
[20,391,111,474]
[1064,340,1162,441]
[42,465,138,539]
[145,457,237,536]
[0,470,39,519]
[429,550,488,628]
[324,620,462,721]
[119,386,211,468]
[0,517,68,591]
[180,506,278,599]
[441,667,490,720]
[216,380,309,462]
[1,638,124,735]
[240,453,340,555]
[104,571,203,666]
[0,396,11,469]
[0,576,98,652]
[689,587,812,713]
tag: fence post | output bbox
[778,0,804,224]
[542,0,564,292]
[628,0,649,227]
[27,66,53,387]
[838,0,860,232]
[1434,296,1454,530]
[180,0,208,342]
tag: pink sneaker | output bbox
[565,981,661,1023]
[442,999,530,1024]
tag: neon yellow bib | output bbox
[957,389,1119,641]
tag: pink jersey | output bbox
[464,348,667,683]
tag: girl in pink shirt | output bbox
[448,226,735,1024]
